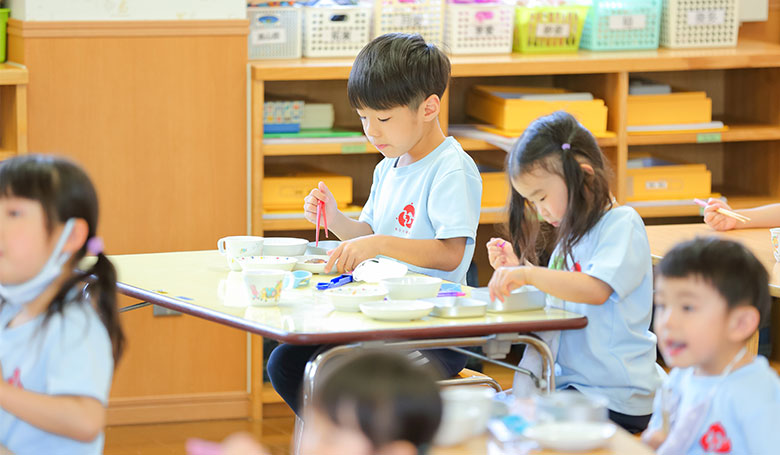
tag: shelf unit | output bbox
[250,39,780,234]
[0,63,28,160]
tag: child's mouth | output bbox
[665,340,687,357]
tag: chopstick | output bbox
[693,198,751,223]
[315,200,328,247]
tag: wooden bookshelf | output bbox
[0,63,28,160]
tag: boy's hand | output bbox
[325,235,381,274]
[703,198,738,231]
[486,237,520,269]
[303,181,339,226]
[488,266,530,302]
[641,429,667,450]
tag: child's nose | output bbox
[364,120,381,138]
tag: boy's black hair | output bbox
[348,33,450,111]
[313,351,442,452]
[0,154,125,364]
[657,237,771,326]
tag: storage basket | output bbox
[303,4,372,57]
[444,3,514,55]
[580,0,662,51]
[374,0,445,45]
[513,5,589,54]
[660,0,738,48]
[248,6,303,59]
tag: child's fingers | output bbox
[706,197,732,211]
[325,245,343,274]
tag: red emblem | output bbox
[7,368,23,389]
[700,423,732,453]
[572,262,582,272]
[397,203,415,229]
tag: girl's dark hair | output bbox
[506,111,613,266]
[657,237,771,326]
[348,33,450,111]
[0,154,125,363]
[313,351,442,452]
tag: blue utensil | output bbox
[316,274,353,290]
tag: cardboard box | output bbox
[627,92,712,126]
[626,157,711,201]
[263,168,352,211]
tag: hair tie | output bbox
[561,143,571,151]
[87,237,104,256]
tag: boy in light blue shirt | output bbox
[643,237,780,454]
[268,33,482,415]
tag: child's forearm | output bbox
[735,203,780,229]
[0,386,105,442]
[327,214,374,240]
[526,266,613,305]
[377,236,466,272]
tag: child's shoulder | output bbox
[45,294,110,345]
[428,137,478,173]
[601,205,642,224]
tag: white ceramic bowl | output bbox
[238,256,297,271]
[263,237,308,256]
[359,300,433,321]
[307,240,341,255]
[324,285,388,312]
[523,421,616,452]
[294,255,332,274]
[379,276,443,300]
[434,386,496,446]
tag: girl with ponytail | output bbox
[486,111,662,433]
[0,154,124,454]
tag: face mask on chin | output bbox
[0,218,76,314]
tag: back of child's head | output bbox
[313,351,442,453]
[657,237,771,327]
[505,111,612,265]
[348,33,450,111]
[0,154,125,363]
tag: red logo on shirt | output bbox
[572,262,582,272]
[7,368,23,389]
[397,203,415,229]
[700,422,732,453]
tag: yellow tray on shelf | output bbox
[627,92,712,127]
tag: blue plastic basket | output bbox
[580,0,662,51]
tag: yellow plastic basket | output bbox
[514,5,589,54]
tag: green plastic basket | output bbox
[0,9,8,63]
[513,5,589,54]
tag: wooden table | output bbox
[645,224,780,297]
[432,427,654,455]
[111,251,588,418]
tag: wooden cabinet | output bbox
[0,63,27,160]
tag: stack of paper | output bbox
[627,91,725,134]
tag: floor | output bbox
[103,364,515,455]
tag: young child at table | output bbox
[643,237,780,454]
[487,111,663,433]
[192,351,442,455]
[268,33,482,415]
[702,198,780,231]
[0,155,125,454]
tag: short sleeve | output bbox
[739,380,780,455]
[427,169,481,243]
[46,306,114,404]
[358,162,383,230]
[582,209,650,299]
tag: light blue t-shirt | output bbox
[0,295,114,455]
[550,206,663,415]
[646,356,780,455]
[359,136,482,283]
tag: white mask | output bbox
[0,218,76,313]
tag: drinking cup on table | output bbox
[242,269,287,306]
[218,236,264,271]
[771,228,780,262]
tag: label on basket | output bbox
[322,29,353,42]
[697,132,722,143]
[536,23,570,39]
[608,14,647,31]
[645,180,668,190]
[466,23,498,38]
[686,9,726,26]
[394,14,429,29]
[251,28,287,45]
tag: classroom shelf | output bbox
[0,63,28,85]
[629,195,779,219]
[627,124,780,146]
[263,140,377,156]
[458,135,618,152]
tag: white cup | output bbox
[217,272,249,308]
[242,269,288,306]
[771,228,780,262]
[217,236,264,271]
[434,386,496,446]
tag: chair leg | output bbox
[438,375,502,392]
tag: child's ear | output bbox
[727,305,760,343]
[63,218,90,254]
[580,163,595,175]
[421,94,441,121]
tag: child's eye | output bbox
[7,209,21,217]
[539,196,546,202]
[378,117,390,122]
[682,305,694,312]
